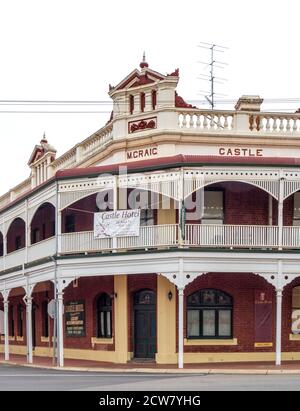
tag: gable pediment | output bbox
[28,145,44,165]
[109,67,168,94]
[28,138,57,166]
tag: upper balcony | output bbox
[1,176,300,275]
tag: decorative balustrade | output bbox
[82,125,113,158]
[177,108,300,136]
[250,114,300,134]
[52,148,77,172]
[178,110,234,131]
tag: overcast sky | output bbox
[0,0,300,194]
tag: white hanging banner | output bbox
[94,209,141,238]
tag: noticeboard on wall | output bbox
[65,300,85,337]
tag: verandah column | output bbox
[276,288,283,366]
[3,291,9,361]
[112,176,118,251]
[275,260,283,366]
[24,295,33,364]
[57,290,64,367]
[278,173,284,250]
[178,287,184,369]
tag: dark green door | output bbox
[134,290,156,359]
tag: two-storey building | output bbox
[1,57,300,368]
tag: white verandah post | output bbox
[178,287,184,369]
[24,295,33,364]
[112,175,118,251]
[275,260,283,366]
[57,289,64,367]
[3,293,9,361]
[278,174,284,250]
[276,288,283,366]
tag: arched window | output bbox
[187,289,233,339]
[96,293,112,338]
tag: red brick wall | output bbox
[182,272,300,354]
[2,273,300,360]
[221,183,269,225]
[186,183,295,226]
[63,276,115,351]
[0,277,115,353]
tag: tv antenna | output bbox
[197,42,228,110]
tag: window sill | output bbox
[0,336,15,341]
[184,338,237,346]
[41,336,50,343]
[16,336,24,342]
[91,337,113,348]
[290,334,300,341]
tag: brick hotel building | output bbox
[1,57,300,368]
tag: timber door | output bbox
[134,290,156,359]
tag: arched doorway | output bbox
[134,289,157,359]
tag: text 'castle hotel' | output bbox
[1,58,300,368]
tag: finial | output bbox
[140,51,149,69]
[41,132,47,143]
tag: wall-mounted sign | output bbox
[126,146,158,161]
[65,300,85,337]
[218,147,264,157]
[254,290,273,347]
[94,209,141,239]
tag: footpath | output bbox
[1,354,300,374]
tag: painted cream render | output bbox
[156,275,177,364]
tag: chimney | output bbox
[235,95,263,112]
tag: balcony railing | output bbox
[27,237,56,262]
[59,224,300,254]
[2,225,300,273]
[185,224,279,248]
[0,237,56,272]
[61,224,178,254]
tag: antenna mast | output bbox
[197,42,228,110]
